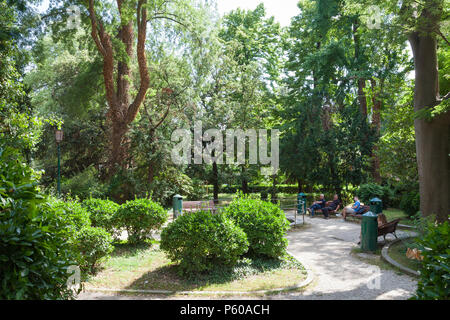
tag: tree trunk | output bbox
[212,152,219,204]
[241,166,248,194]
[271,175,277,203]
[409,31,450,222]
[110,120,128,170]
[297,179,303,193]
[370,79,382,184]
[88,0,149,176]
[358,79,368,117]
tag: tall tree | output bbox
[407,1,449,222]
[86,0,150,172]
[219,4,283,193]
[366,0,450,221]
[46,0,202,175]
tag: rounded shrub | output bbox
[47,198,91,232]
[356,183,394,209]
[82,198,120,239]
[222,194,290,258]
[160,211,249,274]
[73,226,114,274]
[116,198,167,243]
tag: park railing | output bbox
[173,195,307,225]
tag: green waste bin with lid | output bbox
[173,194,183,219]
[361,211,378,252]
[369,197,383,214]
[297,193,307,214]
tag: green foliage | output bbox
[399,191,420,218]
[0,146,77,299]
[0,0,43,154]
[356,183,394,208]
[116,198,167,244]
[82,198,120,239]
[413,219,450,300]
[221,184,299,194]
[160,211,249,274]
[47,198,91,233]
[150,167,194,207]
[378,85,418,184]
[73,226,114,275]
[61,166,107,200]
[223,194,290,258]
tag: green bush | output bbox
[73,226,114,274]
[116,198,167,243]
[0,146,78,299]
[356,183,394,209]
[160,211,249,274]
[356,183,384,203]
[413,219,450,300]
[221,185,299,195]
[61,165,106,200]
[150,167,194,206]
[47,198,91,233]
[222,194,290,258]
[399,191,420,217]
[82,198,120,239]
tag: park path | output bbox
[280,216,418,300]
[78,216,418,300]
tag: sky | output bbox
[37,0,301,26]
[217,0,300,26]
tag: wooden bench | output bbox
[313,201,342,216]
[183,200,216,213]
[378,218,401,241]
[345,205,370,219]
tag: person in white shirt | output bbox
[342,196,361,219]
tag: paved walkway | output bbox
[78,216,418,300]
[279,216,417,300]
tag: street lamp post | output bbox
[55,129,63,196]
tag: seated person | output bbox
[306,194,326,217]
[342,196,361,219]
[321,194,341,219]
[377,213,388,226]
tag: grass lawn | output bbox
[85,243,307,294]
[388,239,422,272]
[383,208,415,226]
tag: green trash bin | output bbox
[361,211,378,252]
[369,197,383,214]
[173,194,183,219]
[297,193,307,215]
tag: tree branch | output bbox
[88,0,117,111]
[436,28,450,46]
[87,0,105,56]
[126,0,150,124]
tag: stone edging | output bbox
[381,238,420,277]
[83,251,314,296]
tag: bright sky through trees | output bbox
[217,0,300,26]
[37,0,301,26]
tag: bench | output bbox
[345,205,370,219]
[182,200,216,213]
[378,218,401,241]
[313,201,342,216]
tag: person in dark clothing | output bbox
[321,194,341,219]
[307,194,326,217]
